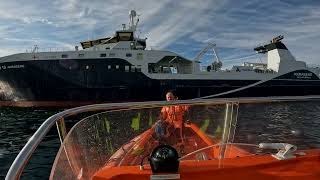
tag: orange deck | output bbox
[93,149,320,180]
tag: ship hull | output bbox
[1,59,320,107]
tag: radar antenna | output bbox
[271,35,284,43]
[254,35,284,54]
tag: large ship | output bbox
[0,10,320,106]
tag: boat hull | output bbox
[93,149,320,180]
[1,59,320,107]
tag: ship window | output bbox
[109,53,115,57]
[126,53,132,57]
[61,54,68,58]
[125,65,130,72]
[136,65,141,72]
[105,47,110,49]
[107,65,111,70]
[131,65,136,72]
[100,53,106,57]
[148,63,156,73]
[116,65,119,70]
[117,32,133,41]
[137,53,143,60]
[85,65,90,70]
[78,53,84,57]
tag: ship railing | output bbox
[5,96,320,180]
[25,47,73,53]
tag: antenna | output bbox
[32,45,38,53]
[129,10,137,31]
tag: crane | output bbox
[193,42,222,71]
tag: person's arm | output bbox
[160,106,168,121]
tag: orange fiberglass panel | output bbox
[93,150,320,180]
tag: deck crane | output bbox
[193,42,222,71]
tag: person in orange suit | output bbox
[155,90,190,146]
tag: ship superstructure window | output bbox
[116,65,119,70]
[61,54,68,58]
[100,53,106,57]
[137,53,143,60]
[126,53,132,57]
[136,65,142,72]
[108,65,111,70]
[148,63,156,73]
[117,32,133,41]
[78,53,84,57]
[125,65,130,72]
[131,65,136,72]
[109,53,115,57]
[85,65,90,70]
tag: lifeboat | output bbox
[6,97,320,179]
[92,122,320,180]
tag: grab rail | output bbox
[5,100,192,180]
[5,96,320,179]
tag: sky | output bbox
[0,0,319,68]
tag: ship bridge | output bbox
[148,56,193,74]
[80,30,146,50]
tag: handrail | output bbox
[5,100,192,180]
[5,96,320,179]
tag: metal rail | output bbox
[5,96,320,179]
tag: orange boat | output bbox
[49,100,320,180]
[90,123,320,180]
[6,97,320,179]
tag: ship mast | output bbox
[128,10,139,34]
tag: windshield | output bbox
[50,99,320,179]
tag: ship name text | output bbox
[0,64,25,70]
[293,72,312,79]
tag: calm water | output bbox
[1,101,320,179]
[0,108,61,179]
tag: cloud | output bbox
[0,0,319,67]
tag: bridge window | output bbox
[117,32,133,41]
[125,65,130,72]
[136,65,142,72]
[131,65,136,72]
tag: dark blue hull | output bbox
[1,59,320,106]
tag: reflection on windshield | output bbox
[49,101,320,179]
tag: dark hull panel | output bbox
[1,59,320,107]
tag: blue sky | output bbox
[0,0,319,68]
